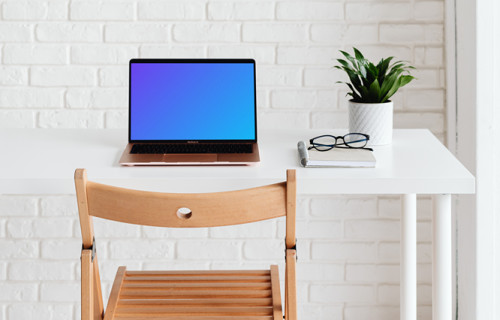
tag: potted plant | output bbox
[335,48,415,145]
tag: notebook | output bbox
[119,59,260,166]
[297,141,376,168]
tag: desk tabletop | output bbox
[0,128,475,195]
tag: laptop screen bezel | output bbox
[128,58,258,143]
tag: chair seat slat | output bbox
[124,276,271,283]
[123,283,272,289]
[114,316,272,320]
[126,270,270,276]
[118,298,273,306]
[116,306,273,315]
[120,292,273,299]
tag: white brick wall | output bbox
[0,1,445,319]
[0,0,446,135]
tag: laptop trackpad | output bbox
[162,154,217,162]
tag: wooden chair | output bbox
[75,168,297,320]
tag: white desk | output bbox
[0,128,475,320]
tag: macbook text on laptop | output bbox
[119,59,260,166]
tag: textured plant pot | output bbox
[348,100,393,146]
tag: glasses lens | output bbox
[311,136,335,151]
[344,133,368,148]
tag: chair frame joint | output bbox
[81,237,96,262]
[284,237,298,261]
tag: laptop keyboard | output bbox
[130,143,253,154]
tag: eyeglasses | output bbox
[308,133,373,152]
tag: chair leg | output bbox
[82,250,94,320]
[93,255,104,319]
[285,249,297,320]
[284,268,288,319]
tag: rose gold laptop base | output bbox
[119,143,260,166]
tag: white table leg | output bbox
[433,194,452,320]
[401,194,417,320]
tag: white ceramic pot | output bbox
[348,100,393,146]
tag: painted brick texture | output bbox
[0,1,444,320]
[0,0,445,138]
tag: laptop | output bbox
[119,59,260,166]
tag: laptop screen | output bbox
[129,59,256,142]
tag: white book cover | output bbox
[297,141,376,168]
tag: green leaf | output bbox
[334,65,355,77]
[398,75,415,88]
[368,79,381,102]
[358,63,367,81]
[377,57,392,70]
[340,50,357,68]
[336,59,350,68]
[377,57,393,83]
[379,73,398,98]
[353,47,365,60]
[382,70,404,94]
[342,68,363,90]
[358,86,370,102]
[389,61,404,68]
[337,81,362,101]
[387,61,414,75]
[366,62,378,83]
[381,77,405,103]
[345,83,362,101]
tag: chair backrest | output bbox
[75,169,296,249]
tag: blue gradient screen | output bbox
[130,62,256,141]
